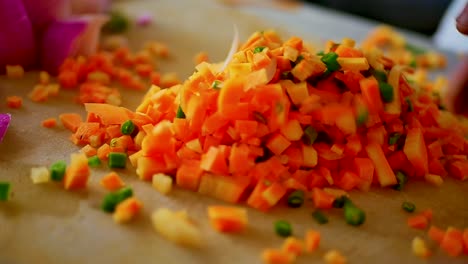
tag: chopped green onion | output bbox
[343,198,366,226]
[388,133,401,145]
[253,46,266,53]
[280,71,292,80]
[88,155,101,167]
[405,97,414,112]
[102,11,129,34]
[379,82,394,103]
[50,160,66,181]
[176,106,186,119]
[321,52,340,72]
[211,80,222,89]
[393,171,408,191]
[287,190,305,208]
[108,152,127,168]
[295,55,304,64]
[332,195,347,208]
[405,43,426,55]
[274,220,292,237]
[0,182,11,201]
[120,120,135,135]
[253,111,267,124]
[311,210,329,224]
[402,201,416,213]
[316,51,325,56]
[409,59,417,68]
[101,187,133,213]
[303,126,318,145]
[356,110,368,127]
[371,69,387,83]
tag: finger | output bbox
[456,3,468,35]
[445,56,468,116]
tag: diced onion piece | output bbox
[30,167,50,184]
[152,173,173,195]
[151,208,202,247]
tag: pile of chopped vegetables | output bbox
[2,24,468,263]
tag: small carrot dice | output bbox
[261,248,296,264]
[113,197,143,224]
[100,172,126,191]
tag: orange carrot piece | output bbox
[64,153,90,190]
[462,229,468,255]
[440,227,464,257]
[58,71,78,89]
[282,237,304,256]
[207,205,248,233]
[97,143,111,161]
[59,113,83,133]
[6,96,22,109]
[304,229,321,253]
[113,197,143,224]
[312,188,335,209]
[407,214,429,230]
[100,171,126,191]
[420,209,433,222]
[428,225,445,244]
[41,117,57,128]
[261,249,296,264]
[81,144,97,157]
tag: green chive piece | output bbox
[405,97,414,112]
[211,80,222,89]
[108,152,127,168]
[295,55,304,64]
[274,220,292,237]
[371,69,388,83]
[253,46,266,53]
[253,111,267,124]
[343,198,366,226]
[303,126,318,145]
[356,110,368,127]
[388,133,401,145]
[405,43,426,55]
[101,187,133,213]
[176,106,186,119]
[102,11,129,34]
[379,82,394,103]
[321,52,341,72]
[121,120,135,135]
[402,201,416,213]
[88,155,101,167]
[287,190,305,208]
[332,195,347,208]
[50,160,67,181]
[393,171,408,191]
[0,182,11,201]
[280,71,292,80]
[311,210,329,224]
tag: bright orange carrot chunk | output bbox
[59,113,83,133]
[100,172,126,191]
[41,117,57,128]
[207,205,248,233]
[407,214,429,230]
[304,229,321,253]
[64,153,90,190]
[6,96,22,108]
[113,197,143,224]
[261,249,296,264]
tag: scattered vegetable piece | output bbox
[6,65,25,79]
[30,167,50,184]
[108,152,127,168]
[6,96,22,109]
[50,160,67,182]
[102,11,129,34]
[176,106,186,119]
[402,202,416,213]
[412,236,432,259]
[274,220,292,237]
[64,152,90,190]
[304,229,321,253]
[151,208,202,247]
[100,172,125,191]
[113,197,143,224]
[88,155,101,167]
[41,117,57,128]
[440,227,464,257]
[207,205,248,233]
[393,171,408,191]
[0,182,11,201]
[324,250,347,264]
[101,187,133,213]
[152,173,173,195]
[407,214,429,230]
[343,197,366,226]
[261,248,296,264]
[311,210,329,224]
[282,236,304,256]
[287,190,304,208]
[120,120,135,135]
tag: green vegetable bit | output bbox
[102,11,129,34]
[0,182,11,201]
[295,55,304,64]
[405,43,426,55]
[371,69,388,83]
[101,187,133,213]
[88,155,101,167]
[287,190,305,208]
[379,82,394,103]
[253,46,266,53]
[211,80,222,89]
[274,220,292,237]
[356,110,368,127]
[311,210,329,224]
[332,195,347,208]
[253,111,267,124]
[316,51,325,56]
[108,152,127,169]
[320,52,341,72]
[50,160,67,181]
[405,97,414,112]
[409,59,417,68]
[343,198,366,226]
[388,133,401,145]
[176,106,186,119]
[402,201,416,213]
[303,126,318,145]
[393,171,408,191]
[120,120,135,135]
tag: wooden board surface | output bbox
[0,1,467,263]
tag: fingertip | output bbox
[456,3,468,35]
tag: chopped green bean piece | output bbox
[101,187,133,213]
[405,98,414,112]
[287,190,305,208]
[356,110,368,127]
[402,201,416,213]
[253,46,266,53]
[371,69,387,83]
[121,120,135,135]
[343,198,366,226]
[393,171,408,191]
[321,52,340,72]
[312,210,329,224]
[274,220,292,237]
[303,126,318,145]
[388,133,401,145]
[379,82,394,103]
[332,195,347,208]
[108,152,127,169]
[176,106,186,119]
[0,182,11,201]
[102,11,129,34]
[316,51,325,56]
[211,80,222,89]
[50,160,66,181]
[88,155,101,167]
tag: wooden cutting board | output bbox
[0,0,467,263]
